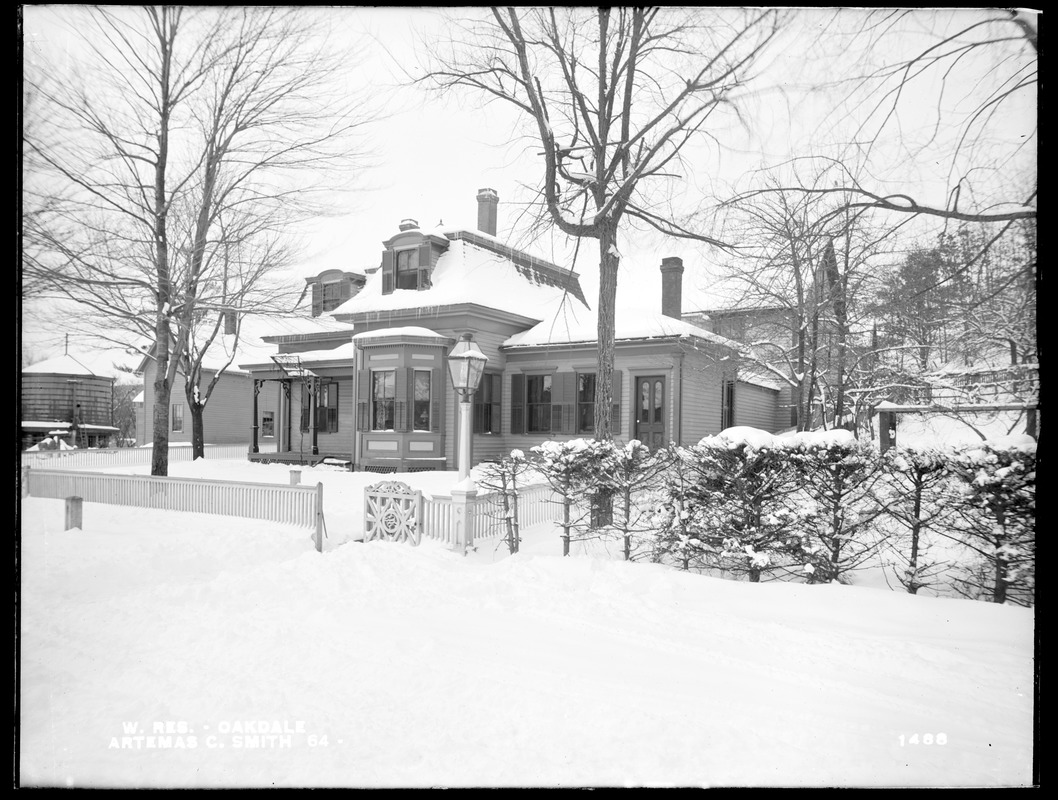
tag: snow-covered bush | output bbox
[877,446,956,594]
[944,441,1036,606]
[781,432,884,584]
[531,438,619,555]
[651,432,808,580]
[604,440,672,561]
[476,449,535,555]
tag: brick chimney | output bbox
[660,256,684,319]
[476,188,499,236]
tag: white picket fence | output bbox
[421,483,555,546]
[20,444,249,471]
[24,468,323,535]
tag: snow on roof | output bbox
[737,362,786,391]
[23,354,111,379]
[503,304,741,349]
[352,326,447,341]
[331,237,586,321]
[192,315,353,374]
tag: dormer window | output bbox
[395,249,419,290]
[381,241,434,294]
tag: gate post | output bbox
[314,482,324,553]
[65,496,83,530]
[20,465,30,499]
[451,486,477,555]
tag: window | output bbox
[395,250,418,290]
[372,370,395,430]
[577,373,595,434]
[413,370,431,431]
[526,374,552,433]
[474,374,500,434]
[721,379,735,429]
[318,382,339,433]
[262,411,275,438]
[320,282,343,313]
[171,404,184,433]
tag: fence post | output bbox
[20,466,30,499]
[65,496,83,530]
[314,482,324,553]
[290,468,302,486]
[451,486,477,555]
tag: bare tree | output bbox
[422,8,782,440]
[24,7,373,474]
[729,10,1036,226]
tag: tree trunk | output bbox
[190,402,206,460]
[151,373,172,477]
[594,221,619,440]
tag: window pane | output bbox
[413,371,430,431]
[654,381,663,424]
[578,374,595,403]
[641,381,649,413]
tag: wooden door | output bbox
[634,375,666,447]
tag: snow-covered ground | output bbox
[19,460,1036,787]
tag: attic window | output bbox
[395,249,419,290]
[381,243,433,294]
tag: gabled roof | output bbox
[330,229,588,321]
[503,304,741,350]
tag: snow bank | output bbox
[20,489,1035,788]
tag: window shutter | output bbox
[339,279,352,303]
[416,243,433,289]
[381,251,395,295]
[430,367,442,432]
[553,372,575,435]
[612,369,623,437]
[490,373,501,435]
[356,369,370,430]
[395,368,410,432]
[510,374,525,434]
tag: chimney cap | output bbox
[476,188,499,201]
[399,218,419,232]
[661,256,684,271]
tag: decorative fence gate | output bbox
[364,481,423,545]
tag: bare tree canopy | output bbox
[421,7,783,439]
[729,9,1037,225]
[23,6,376,472]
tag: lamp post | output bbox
[446,332,488,482]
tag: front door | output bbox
[635,375,666,448]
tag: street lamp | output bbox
[446,332,488,481]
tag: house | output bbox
[20,352,137,449]
[682,305,793,432]
[135,310,357,450]
[239,189,755,471]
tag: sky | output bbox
[19,453,1036,787]
[20,7,1037,361]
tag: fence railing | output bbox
[23,468,324,546]
[421,483,554,546]
[20,444,250,472]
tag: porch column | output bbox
[282,379,292,453]
[252,379,261,454]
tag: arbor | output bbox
[23,7,372,473]
[423,7,781,440]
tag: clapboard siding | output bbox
[734,380,782,432]
[679,344,734,443]
[138,361,266,446]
